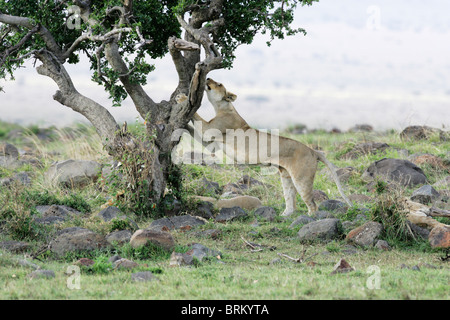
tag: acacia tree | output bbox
[0,0,318,215]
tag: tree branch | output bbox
[35,50,119,144]
[0,13,64,61]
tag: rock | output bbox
[131,271,157,282]
[108,255,122,264]
[75,258,95,267]
[106,230,132,245]
[49,228,110,256]
[46,159,102,188]
[194,229,222,240]
[215,206,248,223]
[169,244,221,267]
[97,206,122,222]
[346,221,384,247]
[149,215,207,232]
[186,243,222,262]
[254,206,277,221]
[200,178,221,195]
[318,200,348,213]
[17,259,40,270]
[428,226,450,248]
[410,185,441,204]
[162,198,183,217]
[216,195,262,211]
[363,158,427,187]
[113,258,138,270]
[129,229,175,251]
[27,270,55,279]
[330,258,354,275]
[374,240,391,251]
[407,221,430,239]
[289,215,316,228]
[33,205,84,226]
[169,251,193,267]
[400,125,447,141]
[297,218,342,242]
[342,142,390,159]
[194,201,215,219]
[0,143,19,158]
[0,241,30,253]
[313,211,336,220]
[0,155,21,169]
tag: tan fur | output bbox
[194,78,352,215]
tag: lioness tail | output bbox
[315,151,353,207]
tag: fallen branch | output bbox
[403,198,450,229]
[277,249,318,264]
[241,236,263,252]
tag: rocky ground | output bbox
[0,122,449,289]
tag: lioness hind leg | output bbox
[289,167,318,215]
[279,167,297,216]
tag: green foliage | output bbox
[216,0,318,68]
[109,218,132,233]
[1,0,317,102]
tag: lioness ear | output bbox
[224,92,237,102]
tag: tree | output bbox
[0,0,318,215]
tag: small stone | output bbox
[129,229,175,251]
[254,206,277,221]
[374,240,391,251]
[27,270,55,279]
[131,271,157,282]
[411,185,441,205]
[97,206,122,222]
[113,258,138,270]
[215,206,248,223]
[346,221,384,247]
[331,258,354,274]
[75,258,95,267]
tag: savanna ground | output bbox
[0,120,449,300]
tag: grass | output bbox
[0,121,449,300]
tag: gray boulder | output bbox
[97,206,122,222]
[49,228,110,256]
[46,159,102,188]
[363,158,427,187]
[106,230,133,246]
[297,218,342,242]
[411,185,440,204]
[129,229,175,251]
[254,206,277,221]
[215,206,248,223]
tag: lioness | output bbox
[193,78,352,216]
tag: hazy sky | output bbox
[1,0,449,130]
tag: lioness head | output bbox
[205,78,237,103]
